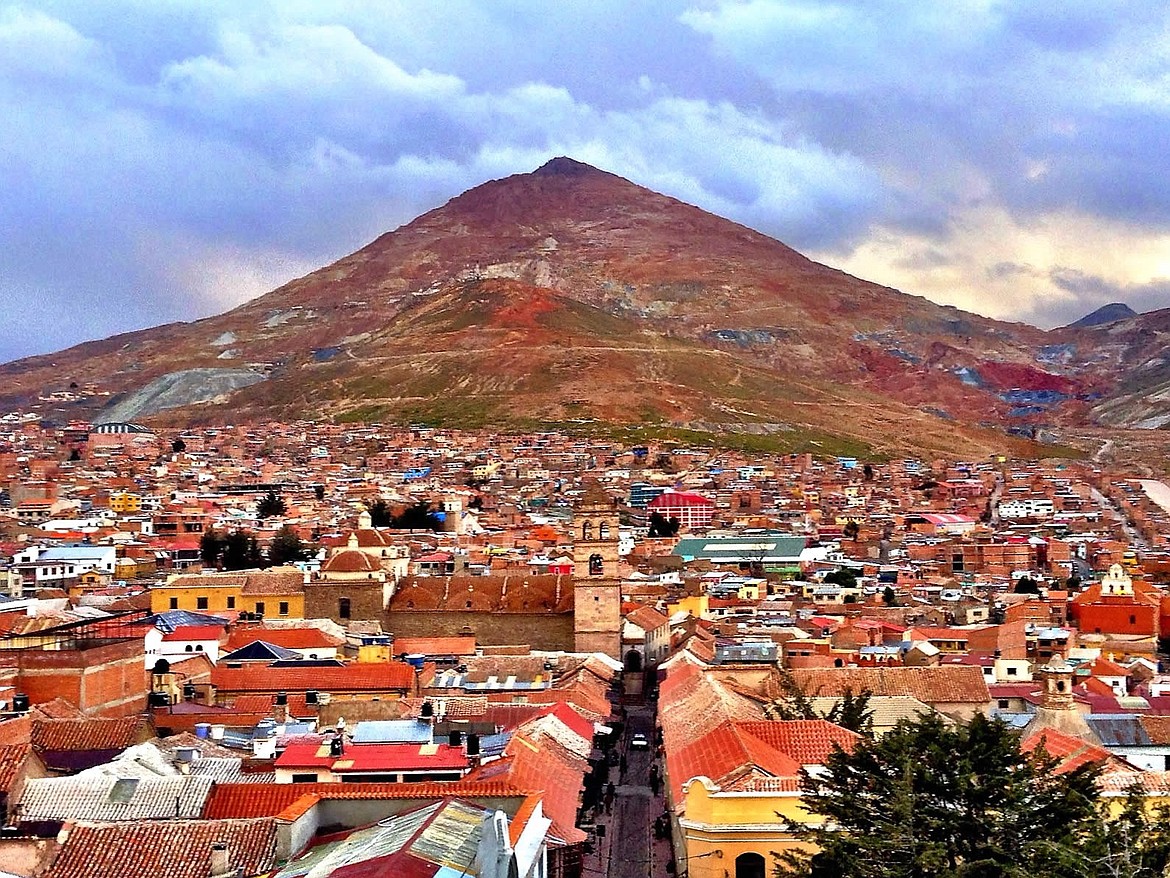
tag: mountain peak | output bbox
[532,156,606,177]
[1068,302,1138,328]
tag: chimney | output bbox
[209,843,232,878]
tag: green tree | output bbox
[200,529,224,568]
[843,520,861,541]
[824,567,858,589]
[388,500,442,530]
[267,525,307,566]
[222,529,263,570]
[775,713,1102,878]
[256,490,287,519]
[648,511,681,537]
[1014,575,1041,595]
[766,669,873,737]
[826,688,874,737]
[366,498,392,527]
[171,438,186,454]
[883,585,898,606]
[1080,786,1170,878]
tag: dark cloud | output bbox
[0,1,1167,359]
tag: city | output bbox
[1,419,1170,875]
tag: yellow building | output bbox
[680,780,818,878]
[667,594,710,620]
[150,567,306,619]
[108,491,142,514]
[659,660,858,878]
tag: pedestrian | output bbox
[649,764,661,796]
[619,753,627,779]
[604,781,615,814]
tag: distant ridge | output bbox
[1067,302,1137,328]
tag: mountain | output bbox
[1067,302,1138,328]
[0,157,1158,455]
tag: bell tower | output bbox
[573,481,622,659]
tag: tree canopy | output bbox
[1014,575,1041,594]
[388,500,443,530]
[267,525,308,566]
[366,498,392,527]
[823,567,858,589]
[775,713,1104,878]
[648,511,681,537]
[256,490,287,519]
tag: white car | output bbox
[630,733,650,750]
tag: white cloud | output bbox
[0,0,1168,358]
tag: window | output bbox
[185,645,193,652]
[998,699,1010,709]
[279,601,289,616]
[169,597,179,610]
[582,521,593,541]
[226,596,235,609]
[255,602,265,616]
[196,596,208,610]
[1006,666,1018,676]
[291,773,318,783]
[1130,615,1137,625]
[339,597,351,620]
[589,553,604,576]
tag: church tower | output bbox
[572,481,622,659]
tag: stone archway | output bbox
[624,649,643,672]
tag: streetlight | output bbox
[687,847,724,878]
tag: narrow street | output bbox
[584,692,674,878]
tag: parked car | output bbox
[630,733,650,750]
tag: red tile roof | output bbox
[394,636,477,656]
[276,740,469,773]
[0,743,30,794]
[225,627,344,651]
[670,721,802,796]
[626,605,669,632]
[791,666,991,704]
[735,720,859,765]
[31,716,144,752]
[211,661,415,693]
[43,819,280,878]
[161,625,225,642]
[1022,728,1116,775]
[203,780,529,819]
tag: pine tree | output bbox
[256,490,287,519]
[775,714,1102,878]
[200,529,224,568]
[367,498,392,527]
[268,525,307,566]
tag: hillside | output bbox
[0,157,1157,455]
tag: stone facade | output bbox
[572,484,622,659]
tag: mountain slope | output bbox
[0,157,1143,455]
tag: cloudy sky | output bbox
[2,1,1169,361]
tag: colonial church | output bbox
[308,484,624,659]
